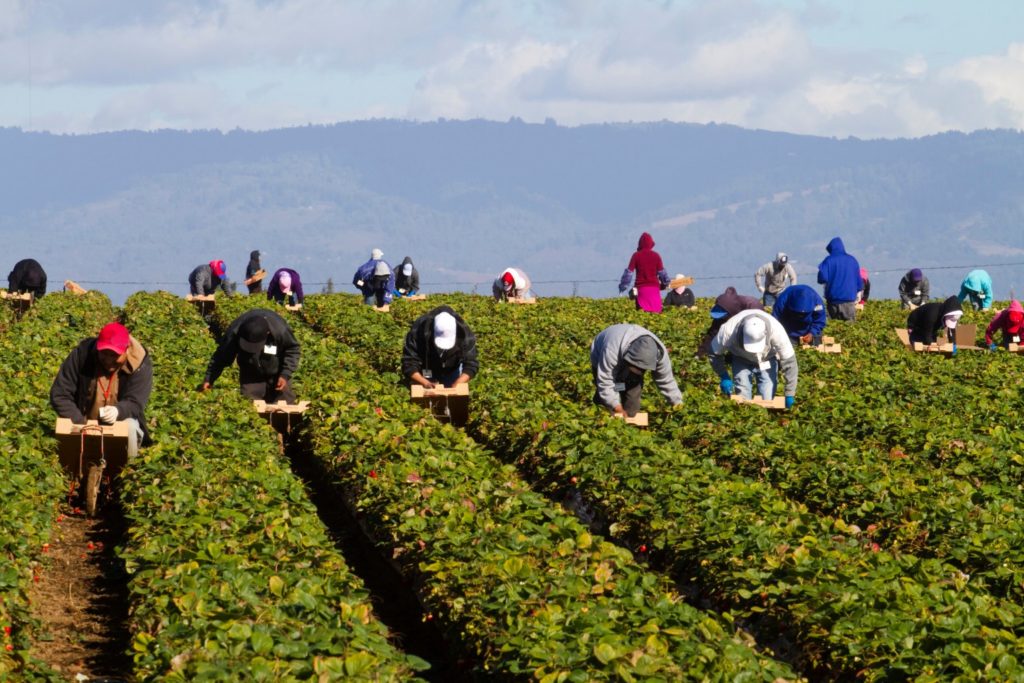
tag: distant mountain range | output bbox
[2,120,1022,303]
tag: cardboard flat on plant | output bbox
[285,304,302,311]
[0,291,32,301]
[244,269,266,285]
[730,395,786,410]
[802,335,842,353]
[63,280,89,295]
[253,399,311,415]
[669,276,695,289]
[402,294,427,301]
[1008,342,1023,353]
[55,418,130,478]
[613,412,649,427]
[410,383,469,426]
[953,324,982,350]
[895,328,951,353]
[508,297,537,304]
[374,304,391,312]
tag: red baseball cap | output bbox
[96,322,131,354]
[209,260,226,277]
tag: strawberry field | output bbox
[2,289,1023,681]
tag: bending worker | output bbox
[907,296,963,346]
[402,306,478,388]
[754,252,796,307]
[267,268,304,307]
[709,309,798,408]
[898,269,929,309]
[202,308,300,403]
[590,324,682,416]
[50,322,152,459]
[959,269,993,311]
[7,258,47,298]
[985,300,1023,350]
[395,257,420,297]
[493,267,532,301]
[772,284,826,346]
[189,260,232,296]
[353,249,394,306]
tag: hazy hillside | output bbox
[1,120,1022,303]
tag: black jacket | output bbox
[205,309,300,385]
[401,305,478,380]
[395,256,420,292]
[50,337,153,443]
[8,258,47,298]
[908,296,962,344]
[246,251,263,293]
[664,288,695,307]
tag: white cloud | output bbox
[946,43,1024,125]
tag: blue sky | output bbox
[1,0,1022,137]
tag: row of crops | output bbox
[2,291,1022,680]
[297,293,1024,680]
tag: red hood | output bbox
[1008,300,1024,332]
[637,232,655,250]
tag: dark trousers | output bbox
[593,377,644,416]
[241,378,296,404]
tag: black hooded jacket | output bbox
[205,309,300,385]
[395,256,420,292]
[7,258,47,298]
[246,251,263,293]
[697,287,764,357]
[401,305,478,380]
[907,296,962,344]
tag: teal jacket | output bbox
[958,270,993,310]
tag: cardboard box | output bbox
[668,276,694,289]
[801,335,842,353]
[285,304,303,312]
[613,411,649,427]
[953,324,981,350]
[730,395,786,410]
[507,297,537,304]
[55,418,130,478]
[896,328,955,354]
[406,294,427,301]
[1,291,33,316]
[410,384,469,426]
[186,293,216,314]
[254,400,310,435]
[374,304,391,312]
[244,269,266,286]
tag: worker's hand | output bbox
[612,404,627,416]
[719,378,734,396]
[989,343,998,351]
[785,396,795,410]
[275,376,288,392]
[98,406,118,424]
[453,374,471,386]
[799,333,812,345]
[356,279,364,287]
[200,381,211,392]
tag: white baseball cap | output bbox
[434,312,457,350]
[371,248,384,260]
[742,316,767,353]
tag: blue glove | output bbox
[785,396,795,409]
[989,343,998,351]
[951,344,958,356]
[719,378,734,396]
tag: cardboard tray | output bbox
[374,304,391,312]
[730,395,786,410]
[613,411,649,427]
[253,400,310,434]
[507,297,537,304]
[64,280,89,295]
[801,335,842,354]
[896,325,981,353]
[55,418,130,477]
[410,384,469,426]
[285,304,303,311]
[244,269,267,286]
[668,276,694,289]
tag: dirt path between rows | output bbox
[28,502,132,681]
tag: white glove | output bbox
[99,406,118,424]
[398,288,406,294]
[356,279,364,287]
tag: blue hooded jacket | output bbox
[958,269,993,310]
[816,237,862,303]
[772,284,826,338]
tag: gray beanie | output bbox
[623,335,661,371]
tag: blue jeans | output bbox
[732,357,778,400]
[762,292,777,308]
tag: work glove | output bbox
[99,406,118,424]
[988,343,997,351]
[951,344,958,356]
[719,378,734,396]
[785,396,795,409]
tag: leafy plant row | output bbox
[437,295,1024,599]
[304,293,1024,681]
[0,292,118,680]
[119,292,422,681]
[209,294,804,682]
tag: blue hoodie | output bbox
[816,237,863,303]
[772,284,826,338]
[958,269,993,310]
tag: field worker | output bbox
[772,284,826,346]
[619,232,670,313]
[590,324,682,417]
[959,269,993,311]
[50,322,152,458]
[492,267,533,301]
[985,300,1024,350]
[7,258,47,298]
[858,268,871,304]
[898,268,929,309]
[267,267,304,307]
[353,248,394,306]
[402,306,478,388]
[709,310,798,408]
[189,259,232,296]
[816,237,862,321]
[907,296,963,346]
[753,252,797,307]
[394,256,420,297]
[663,274,695,308]
[697,286,763,358]
[245,250,264,294]
[202,308,300,404]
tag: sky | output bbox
[1,0,1022,138]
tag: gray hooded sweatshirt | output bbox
[754,254,798,295]
[590,324,682,409]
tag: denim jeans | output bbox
[762,292,777,308]
[732,357,777,400]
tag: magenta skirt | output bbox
[635,285,663,313]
